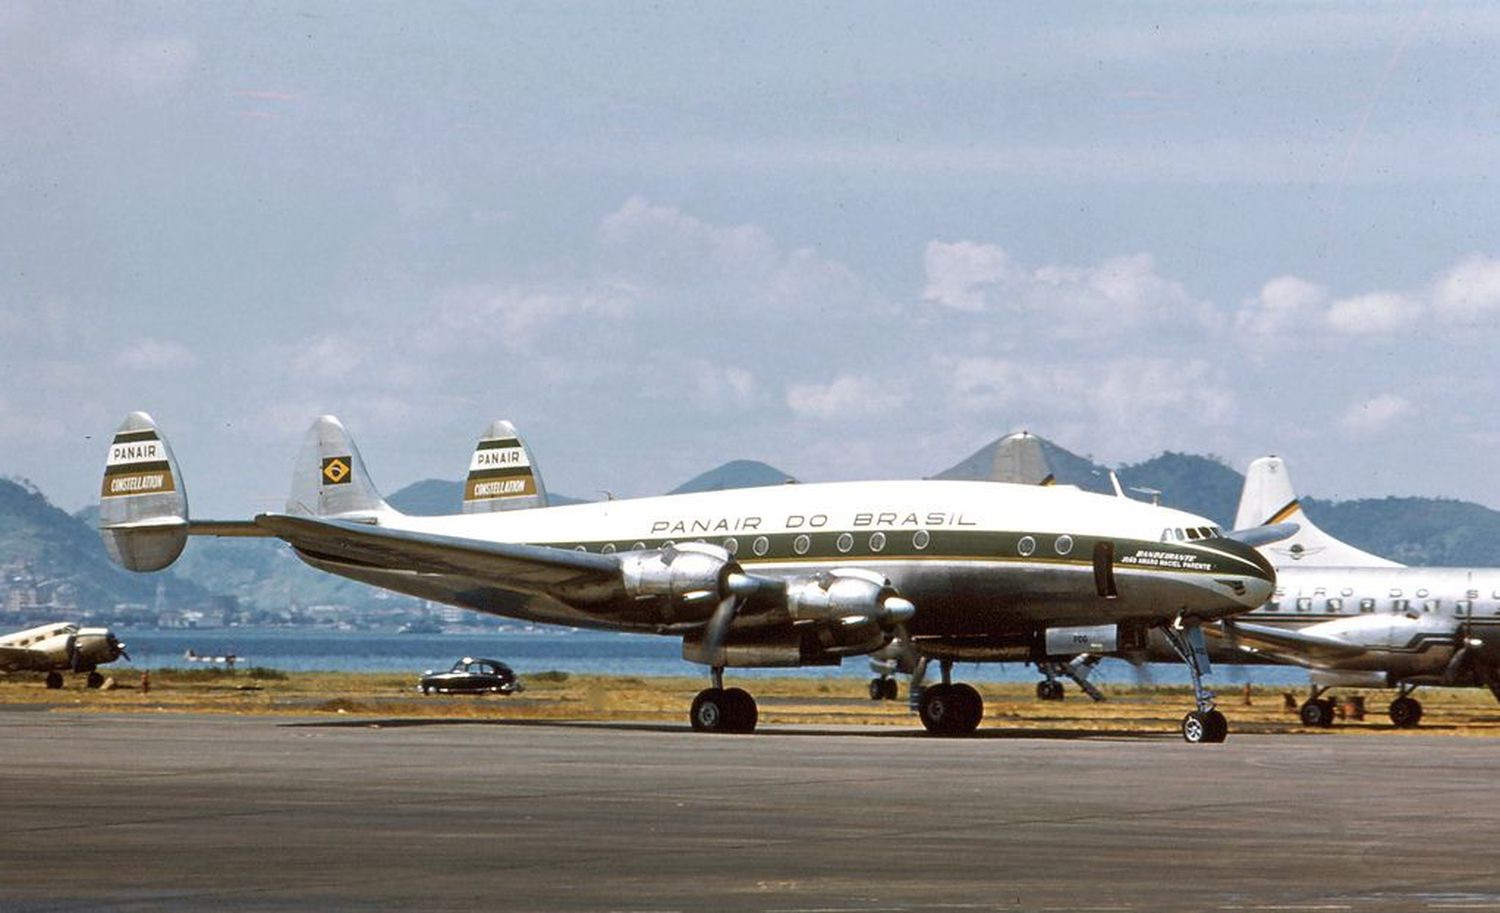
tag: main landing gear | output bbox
[1161,620,1228,744]
[1298,684,1423,728]
[1034,657,1106,702]
[689,667,758,733]
[915,660,983,736]
[869,676,899,701]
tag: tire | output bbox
[1202,709,1229,743]
[950,683,983,734]
[690,688,728,732]
[882,677,899,701]
[869,678,886,701]
[918,684,956,734]
[86,671,104,689]
[1299,700,1334,728]
[1036,680,1063,701]
[1182,710,1207,743]
[1389,696,1423,728]
[45,672,63,690]
[722,687,758,733]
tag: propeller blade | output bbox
[700,592,740,664]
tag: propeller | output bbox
[110,633,131,662]
[699,572,766,664]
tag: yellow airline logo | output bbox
[321,456,352,485]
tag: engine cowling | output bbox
[784,569,916,656]
[618,542,738,624]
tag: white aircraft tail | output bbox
[989,431,1056,486]
[98,412,190,571]
[286,415,398,519]
[1235,456,1401,568]
[463,420,548,513]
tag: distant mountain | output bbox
[1306,497,1500,567]
[1115,452,1244,527]
[0,477,209,613]
[669,460,797,495]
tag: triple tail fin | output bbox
[462,420,548,513]
[98,412,189,571]
[286,415,397,519]
[1234,456,1402,569]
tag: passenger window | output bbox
[836,533,853,554]
[1359,598,1375,613]
[1296,597,1312,612]
[1326,598,1343,612]
[793,534,811,556]
[752,536,770,557]
[869,532,886,552]
[1392,599,1409,612]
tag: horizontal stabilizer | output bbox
[98,412,189,571]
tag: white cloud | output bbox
[921,242,1208,337]
[1324,292,1421,335]
[1236,275,1327,335]
[786,374,908,420]
[922,241,1014,312]
[1432,254,1500,321]
[1340,393,1414,436]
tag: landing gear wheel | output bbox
[86,671,104,689]
[1182,709,1228,744]
[690,688,728,732]
[919,683,982,736]
[1036,680,1064,701]
[1389,696,1423,728]
[883,677,899,700]
[722,687,758,733]
[1299,699,1335,728]
[1202,708,1228,743]
[45,672,63,690]
[691,687,757,733]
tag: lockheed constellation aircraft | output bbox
[98,413,1277,742]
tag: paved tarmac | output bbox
[4,711,1500,912]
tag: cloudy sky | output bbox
[4,2,1500,517]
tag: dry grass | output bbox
[4,669,1500,737]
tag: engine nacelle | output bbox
[618,542,736,624]
[783,569,915,657]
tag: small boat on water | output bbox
[183,649,241,668]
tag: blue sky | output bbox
[4,2,1500,516]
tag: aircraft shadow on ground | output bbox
[278,716,1178,741]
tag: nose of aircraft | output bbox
[1204,536,1277,616]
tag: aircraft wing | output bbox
[0,645,49,673]
[253,514,627,604]
[1211,619,1369,666]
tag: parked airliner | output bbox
[98,413,1277,742]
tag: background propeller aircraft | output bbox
[98,412,1275,742]
[0,622,129,689]
[1210,456,1500,728]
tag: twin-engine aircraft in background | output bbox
[1208,456,1500,728]
[0,622,129,689]
[98,412,1277,742]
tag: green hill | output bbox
[0,477,208,613]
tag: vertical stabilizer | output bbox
[1235,456,1402,568]
[286,416,396,519]
[98,412,189,571]
[463,420,548,513]
[988,431,1055,485]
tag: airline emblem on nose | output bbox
[321,456,352,485]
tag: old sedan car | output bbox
[418,657,524,695]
